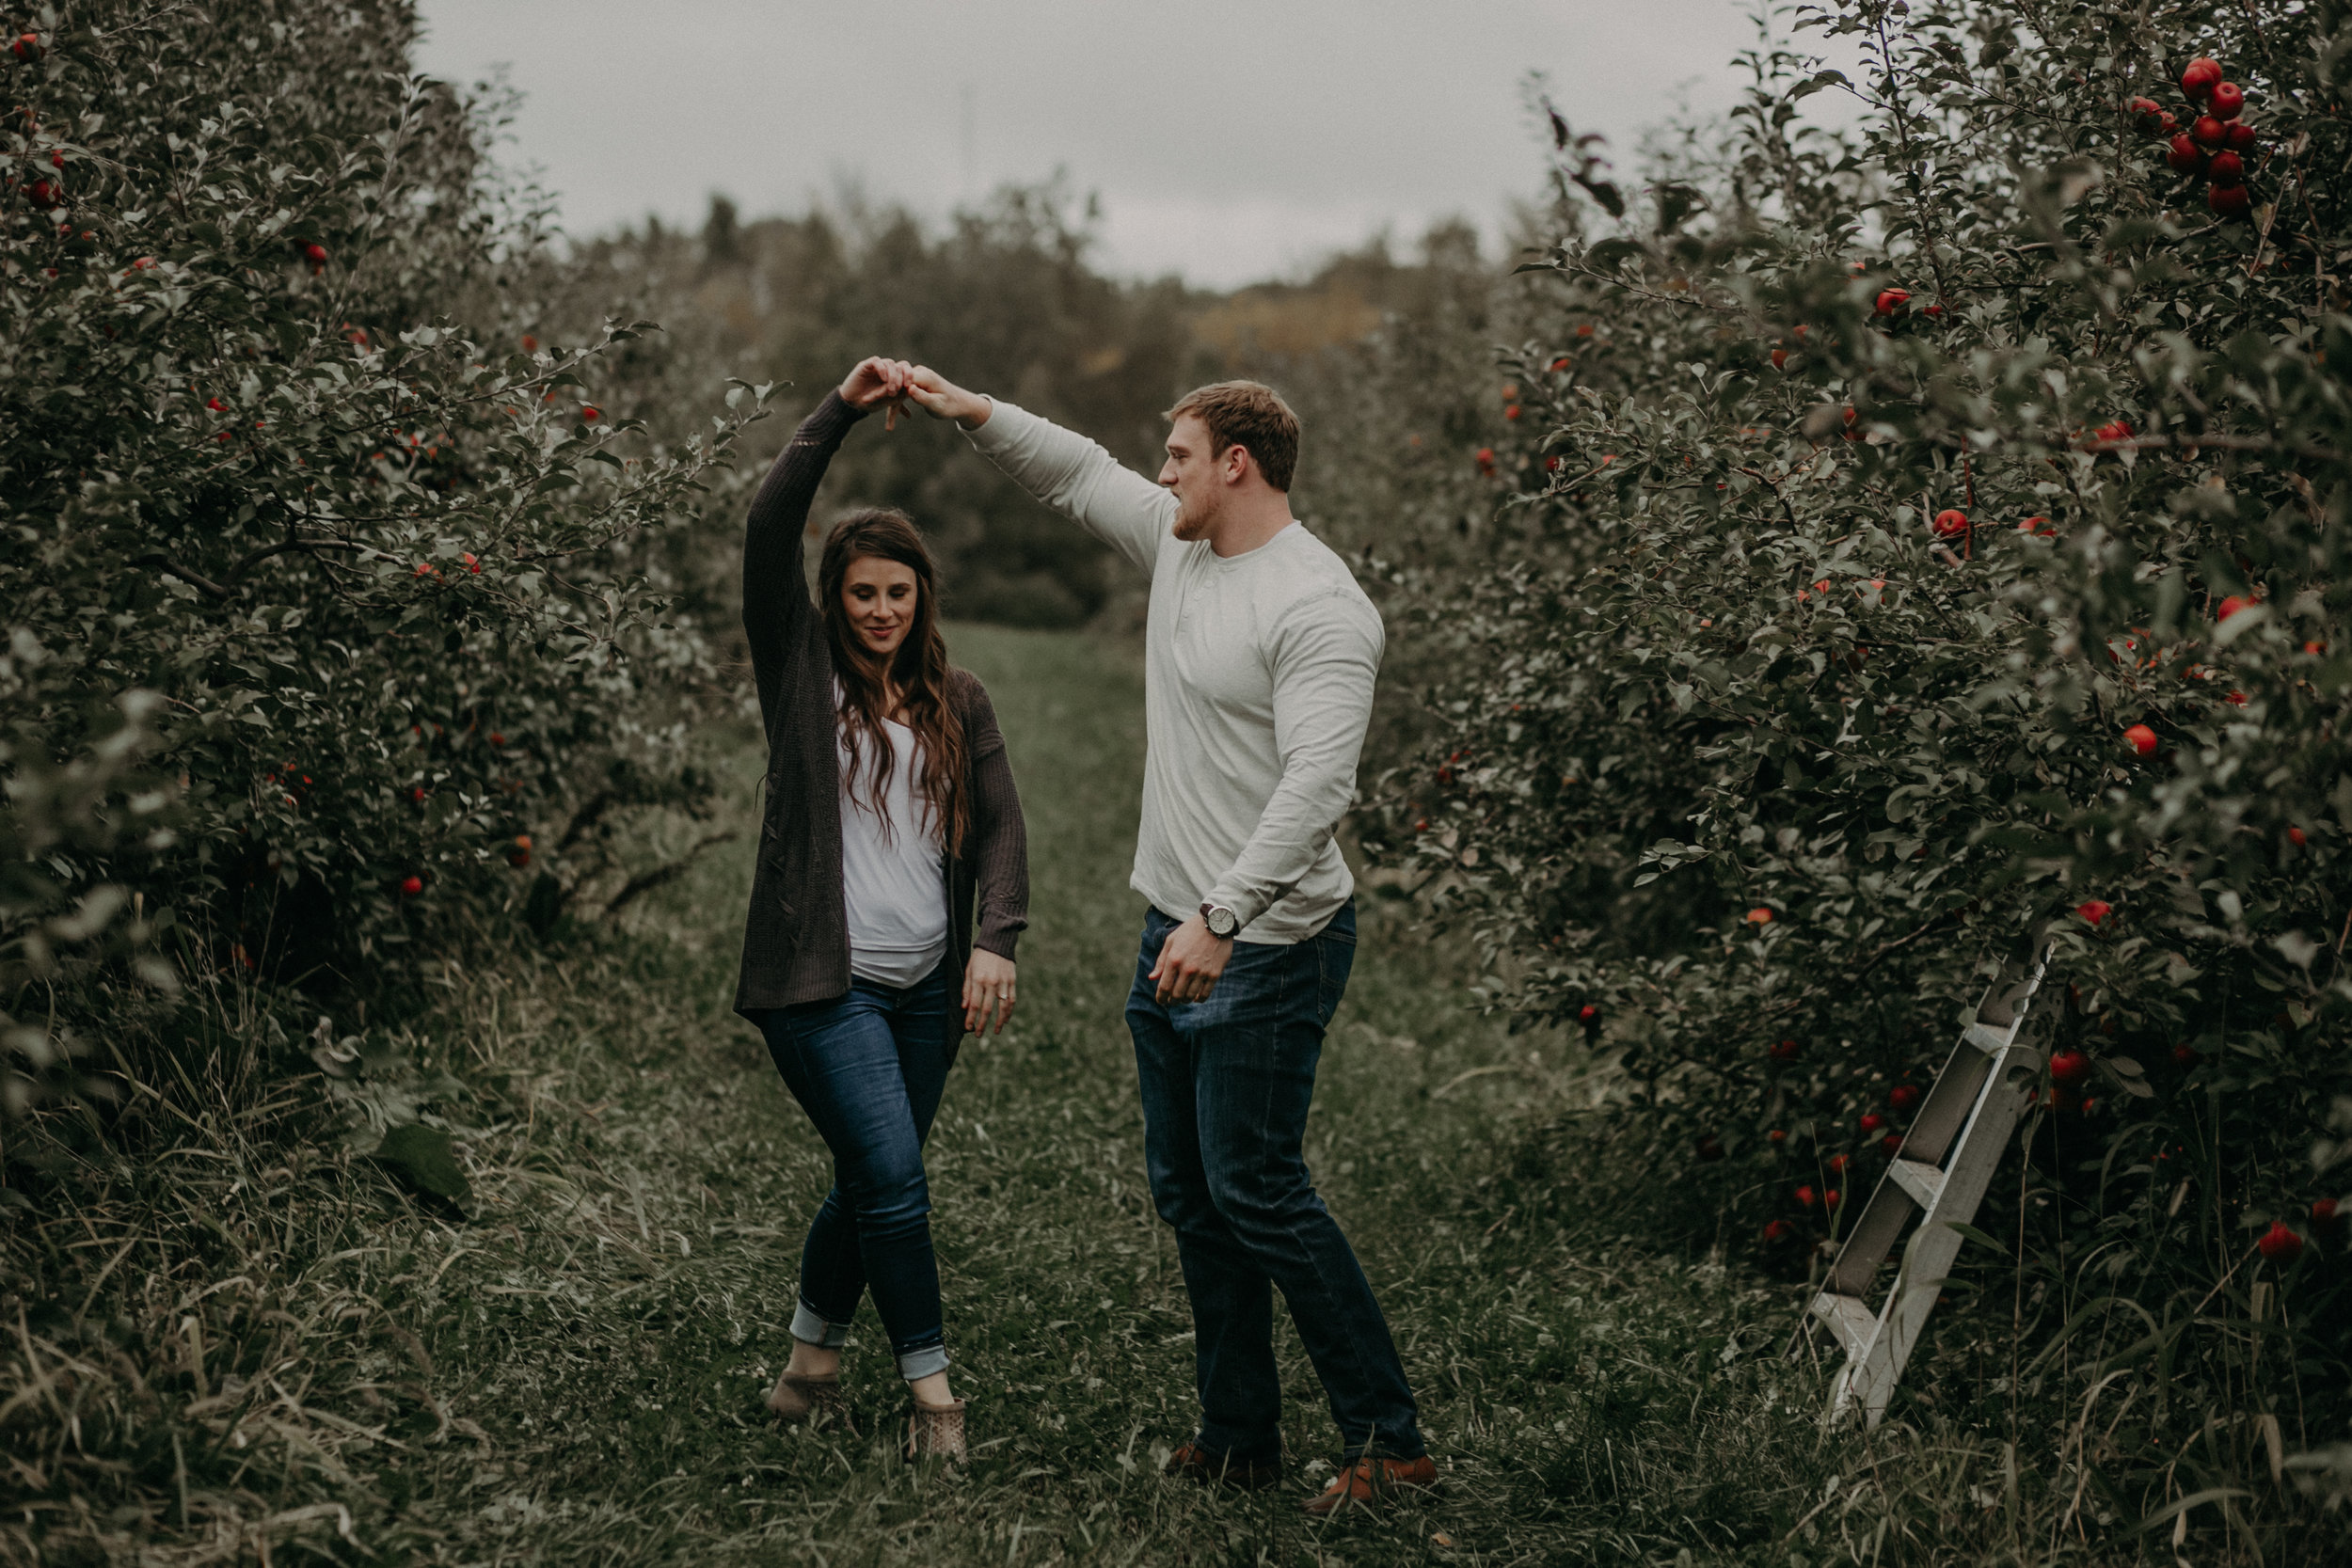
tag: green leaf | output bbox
[372,1123,471,1207]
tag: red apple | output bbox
[2290,827,2307,847]
[1889,1085,1921,1112]
[2180,57,2222,100]
[2225,690,2248,706]
[2019,515,2056,536]
[1875,288,1909,315]
[2206,151,2245,185]
[1579,1003,1599,1023]
[489,732,506,746]
[580,405,600,422]
[2049,1049,2091,1085]
[2209,184,2251,218]
[462,551,480,573]
[1795,1184,1818,1208]
[2313,1197,2339,1226]
[11,32,38,60]
[2077,899,2112,927]
[2225,121,2257,151]
[2166,134,2205,174]
[1763,1219,1794,1243]
[1826,1188,1842,1208]
[1860,1113,1886,1133]
[2127,96,2166,132]
[1771,347,1788,370]
[1880,1133,1904,1155]
[1768,1129,1787,1144]
[399,875,423,896]
[304,242,327,264]
[2192,115,2227,147]
[2209,82,2244,120]
[2124,723,2157,756]
[2257,1222,2304,1262]
[2217,594,2250,620]
[1769,1038,1801,1062]
[1745,907,1775,925]
[1475,447,1496,474]
[1932,508,1968,538]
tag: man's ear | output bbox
[1221,443,1252,486]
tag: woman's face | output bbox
[840,554,920,659]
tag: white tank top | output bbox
[837,702,948,989]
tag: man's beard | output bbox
[1170,487,1219,541]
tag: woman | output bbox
[734,356,1027,1464]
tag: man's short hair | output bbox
[1164,380,1299,493]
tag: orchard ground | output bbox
[21,626,2338,1566]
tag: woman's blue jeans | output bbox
[757,968,953,1381]
[1126,901,1425,1463]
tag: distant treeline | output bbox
[547,185,1517,634]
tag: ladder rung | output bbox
[1887,1158,1945,1211]
[1810,1291,1878,1362]
[1963,1021,2013,1054]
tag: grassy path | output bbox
[27,627,1834,1567]
[376,625,1819,1566]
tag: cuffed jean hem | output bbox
[790,1302,850,1350]
[896,1342,950,1382]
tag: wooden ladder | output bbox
[1794,934,2056,1427]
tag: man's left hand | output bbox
[1150,914,1232,1005]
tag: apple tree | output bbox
[0,0,759,1112]
[1363,0,2352,1514]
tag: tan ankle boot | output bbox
[902,1396,967,1463]
[765,1370,845,1426]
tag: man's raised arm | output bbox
[905,367,1171,577]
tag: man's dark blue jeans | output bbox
[1127,901,1425,1464]
[758,968,952,1381]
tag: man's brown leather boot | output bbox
[1163,1441,1283,1490]
[1301,1454,1438,1515]
[765,1370,846,1426]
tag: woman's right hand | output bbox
[838,356,914,418]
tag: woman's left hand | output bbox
[838,356,915,426]
[961,951,1017,1036]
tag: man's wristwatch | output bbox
[1200,903,1239,940]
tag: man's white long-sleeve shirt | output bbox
[968,399,1382,944]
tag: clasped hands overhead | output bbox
[837,356,991,431]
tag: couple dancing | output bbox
[734,356,1431,1513]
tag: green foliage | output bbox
[0,0,757,1112]
[1359,0,2352,1542]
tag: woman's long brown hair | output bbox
[818,508,970,857]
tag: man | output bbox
[904,368,1431,1513]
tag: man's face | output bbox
[1157,413,1229,542]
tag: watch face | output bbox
[1207,908,1236,937]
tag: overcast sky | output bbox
[413,1,1863,289]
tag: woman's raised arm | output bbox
[739,357,912,728]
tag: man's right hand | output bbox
[904,367,992,430]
